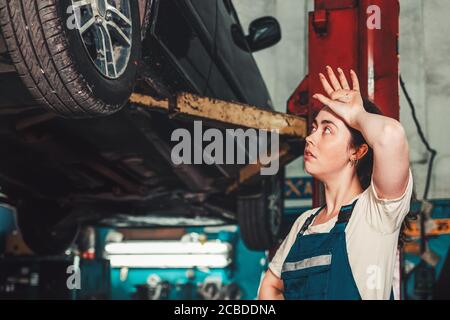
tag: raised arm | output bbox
[312,66,410,199]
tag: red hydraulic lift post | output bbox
[287,0,400,207]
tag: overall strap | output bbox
[298,205,325,236]
[299,199,359,236]
[330,199,359,233]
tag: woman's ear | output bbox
[355,144,369,160]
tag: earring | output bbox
[351,158,359,167]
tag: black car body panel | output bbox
[143,0,273,108]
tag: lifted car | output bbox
[0,0,284,253]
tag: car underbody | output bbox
[0,0,286,253]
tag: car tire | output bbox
[16,199,79,255]
[0,0,141,118]
[237,171,284,251]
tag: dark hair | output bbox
[349,99,413,249]
[348,99,381,190]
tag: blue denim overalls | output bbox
[281,200,395,300]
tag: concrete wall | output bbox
[400,0,450,199]
[234,0,450,200]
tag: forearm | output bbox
[353,111,407,151]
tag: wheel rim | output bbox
[71,0,133,79]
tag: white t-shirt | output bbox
[268,170,413,300]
